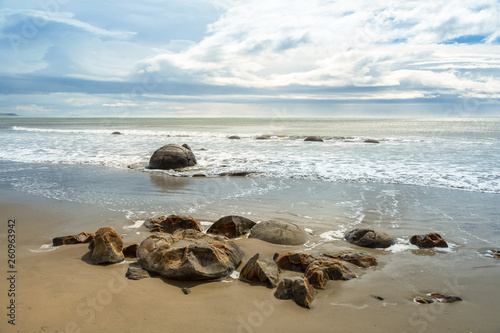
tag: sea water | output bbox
[0,117,499,251]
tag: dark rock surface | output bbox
[274,277,317,309]
[89,227,124,264]
[123,243,139,258]
[364,139,380,143]
[304,136,324,142]
[240,253,280,288]
[344,227,394,248]
[228,135,241,139]
[53,232,94,246]
[410,233,448,248]
[323,250,377,268]
[126,266,150,280]
[149,144,197,170]
[207,215,256,238]
[145,215,202,234]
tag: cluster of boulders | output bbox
[226,136,380,143]
[52,212,474,309]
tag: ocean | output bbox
[0,117,499,242]
[1,116,499,331]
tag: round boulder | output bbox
[344,227,394,248]
[149,144,197,170]
[137,230,244,281]
[207,215,256,238]
[228,135,241,140]
[249,220,310,245]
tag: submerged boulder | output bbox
[137,230,244,281]
[149,144,197,170]
[240,253,280,288]
[364,139,380,143]
[323,250,377,268]
[249,220,310,245]
[410,233,448,248]
[89,227,124,264]
[145,214,202,234]
[207,215,256,238]
[52,232,94,246]
[228,135,241,140]
[304,136,324,142]
[274,277,317,309]
[344,227,394,248]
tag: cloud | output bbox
[15,103,52,113]
[137,0,500,100]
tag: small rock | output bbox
[182,287,191,295]
[240,253,280,288]
[111,131,122,135]
[375,296,384,301]
[89,227,124,264]
[274,277,317,309]
[249,220,310,245]
[228,135,241,140]
[123,243,139,258]
[256,136,270,140]
[410,233,448,248]
[345,227,394,248]
[492,249,500,258]
[207,215,256,238]
[429,292,463,303]
[126,266,150,280]
[52,232,94,246]
[323,250,377,268]
[304,136,324,142]
[364,139,380,143]
[414,297,434,304]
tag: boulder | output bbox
[273,252,316,272]
[410,233,448,248]
[111,131,122,135]
[249,220,310,245]
[137,230,244,281]
[145,215,202,234]
[304,136,323,142]
[240,253,280,288]
[89,227,124,264]
[492,249,500,259]
[305,259,355,289]
[274,277,317,309]
[256,136,270,140]
[414,297,434,304]
[274,252,355,288]
[149,144,197,170]
[207,215,256,238]
[344,227,394,248]
[228,135,241,140]
[123,243,139,258]
[126,266,150,280]
[52,232,94,246]
[323,250,377,268]
[364,139,380,143]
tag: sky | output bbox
[0,0,499,117]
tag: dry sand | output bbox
[1,192,499,333]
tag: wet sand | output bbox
[1,189,500,333]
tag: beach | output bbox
[0,117,499,332]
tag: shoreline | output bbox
[1,186,499,332]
